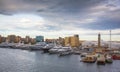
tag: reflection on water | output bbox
[0,48,120,72]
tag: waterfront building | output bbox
[7,35,16,43]
[45,39,56,44]
[15,36,21,43]
[70,35,80,47]
[21,38,25,43]
[36,36,44,42]
[58,37,65,46]
[64,37,70,46]
[24,36,31,44]
[45,37,64,45]
[64,35,80,47]
[1,37,6,42]
[31,38,36,44]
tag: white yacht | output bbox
[49,45,62,54]
[29,42,46,50]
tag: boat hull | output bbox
[59,52,72,56]
[42,48,50,53]
[97,61,106,65]
[83,60,96,63]
[106,59,113,63]
[81,55,97,63]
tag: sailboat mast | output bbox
[110,30,111,49]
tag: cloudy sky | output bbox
[0,0,120,41]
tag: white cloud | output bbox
[20,18,31,23]
[0,14,46,30]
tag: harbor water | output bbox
[0,48,120,72]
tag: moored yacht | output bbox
[97,54,106,65]
[81,55,96,63]
[112,54,120,60]
[58,46,72,56]
[29,42,46,50]
[0,42,15,48]
[41,44,54,53]
[105,54,113,63]
[49,45,62,54]
[57,46,72,53]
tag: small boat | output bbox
[97,54,106,65]
[112,54,120,60]
[81,53,87,57]
[81,55,96,63]
[106,58,113,63]
[105,54,113,63]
